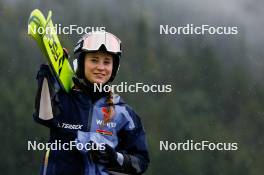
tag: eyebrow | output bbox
[104,57,111,60]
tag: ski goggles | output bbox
[76,31,121,54]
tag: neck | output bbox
[73,77,109,103]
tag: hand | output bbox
[90,144,118,166]
[63,47,69,58]
[37,64,60,93]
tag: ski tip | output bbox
[29,9,44,19]
[28,9,47,39]
[47,10,53,19]
[44,10,53,25]
[28,8,46,26]
[31,9,41,14]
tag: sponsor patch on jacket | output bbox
[96,129,113,136]
[96,119,116,128]
[102,107,110,120]
[58,123,83,130]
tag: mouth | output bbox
[93,73,106,78]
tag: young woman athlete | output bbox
[33,31,149,175]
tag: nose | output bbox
[96,61,105,71]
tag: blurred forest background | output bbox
[1,0,264,174]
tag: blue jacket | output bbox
[33,65,149,175]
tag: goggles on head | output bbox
[74,31,121,55]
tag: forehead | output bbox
[85,51,113,59]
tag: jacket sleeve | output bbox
[108,106,150,175]
[33,64,61,128]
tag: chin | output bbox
[93,79,106,84]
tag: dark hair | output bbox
[104,91,115,124]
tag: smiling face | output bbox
[84,51,113,84]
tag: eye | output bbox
[91,58,98,63]
[104,58,112,65]
[104,60,111,65]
